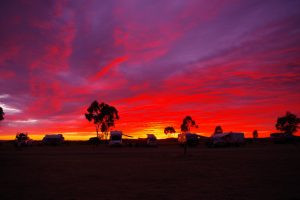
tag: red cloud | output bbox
[90,56,128,81]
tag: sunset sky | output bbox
[1,0,300,140]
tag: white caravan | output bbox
[109,131,123,146]
[212,132,244,147]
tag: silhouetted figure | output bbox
[164,126,176,135]
[214,126,223,135]
[253,130,258,139]
[275,112,300,135]
[0,107,4,121]
[85,100,119,139]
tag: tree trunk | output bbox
[105,131,108,140]
[96,124,99,138]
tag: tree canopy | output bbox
[85,100,119,138]
[164,126,176,135]
[252,130,258,139]
[0,107,4,121]
[214,126,223,135]
[180,116,198,133]
[275,112,300,135]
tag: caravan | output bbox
[210,132,244,147]
[43,134,64,145]
[109,131,123,146]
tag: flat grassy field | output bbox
[1,141,300,200]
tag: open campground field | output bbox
[1,141,300,200]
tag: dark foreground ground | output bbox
[1,141,300,200]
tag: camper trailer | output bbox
[42,134,64,145]
[109,131,123,146]
[178,133,199,147]
[211,132,244,147]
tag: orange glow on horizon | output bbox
[0,128,289,141]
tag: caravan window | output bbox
[111,135,121,140]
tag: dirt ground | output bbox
[1,141,300,200]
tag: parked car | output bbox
[88,137,101,145]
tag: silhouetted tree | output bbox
[16,133,29,141]
[275,112,300,135]
[0,107,4,121]
[253,130,258,139]
[164,126,176,135]
[85,100,119,139]
[214,126,223,135]
[180,116,198,133]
